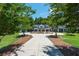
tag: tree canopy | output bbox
[0,3,79,35]
[0,3,35,35]
[48,3,79,33]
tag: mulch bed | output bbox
[13,35,32,45]
[0,35,32,56]
[48,35,79,56]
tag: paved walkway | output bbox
[14,34,63,56]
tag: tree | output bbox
[63,4,79,33]
[34,17,50,25]
[48,3,79,33]
[19,17,34,32]
[0,3,35,35]
[48,3,65,37]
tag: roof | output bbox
[34,24,51,29]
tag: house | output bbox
[57,25,67,32]
[33,24,52,32]
[33,24,67,32]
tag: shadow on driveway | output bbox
[43,46,63,56]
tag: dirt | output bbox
[0,35,32,56]
[48,35,79,56]
[13,35,32,45]
[50,37,71,47]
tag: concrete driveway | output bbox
[13,34,63,56]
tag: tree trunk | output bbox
[23,32,25,36]
[55,26,58,38]
[55,31,57,38]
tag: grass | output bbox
[62,33,79,48]
[0,33,18,49]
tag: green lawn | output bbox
[0,33,18,48]
[62,33,79,48]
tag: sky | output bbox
[27,3,50,19]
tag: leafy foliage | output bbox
[0,3,35,35]
[48,3,79,33]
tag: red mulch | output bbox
[50,37,79,56]
[13,35,32,45]
[50,37,71,48]
[48,36,79,56]
[0,35,32,56]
